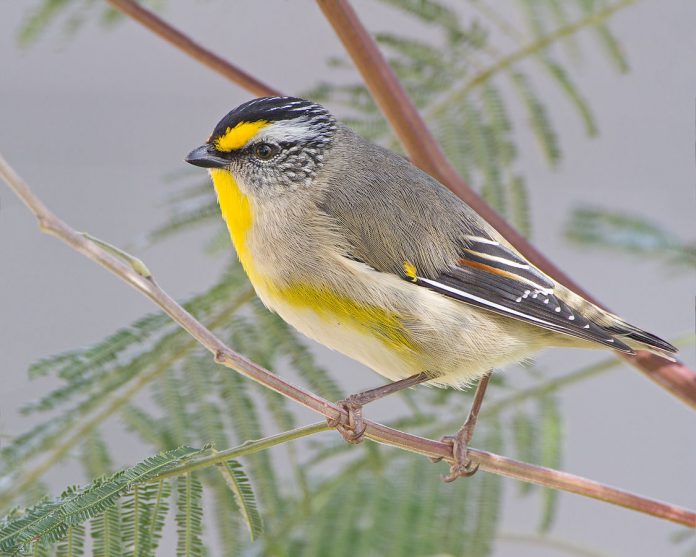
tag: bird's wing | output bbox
[404,235,635,353]
[317,130,671,354]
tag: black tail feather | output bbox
[606,324,678,354]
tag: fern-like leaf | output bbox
[81,433,114,479]
[566,206,696,269]
[541,57,597,136]
[216,460,263,541]
[512,411,537,495]
[145,480,172,557]
[55,523,85,557]
[507,175,532,238]
[538,393,563,532]
[91,504,123,557]
[376,0,464,42]
[176,474,205,557]
[0,447,201,552]
[509,71,561,166]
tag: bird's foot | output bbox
[326,395,366,444]
[431,425,479,482]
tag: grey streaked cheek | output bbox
[237,146,327,197]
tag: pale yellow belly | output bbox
[252,269,545,389]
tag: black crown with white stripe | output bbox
[211,96,335,141]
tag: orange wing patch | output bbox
[456,257,524,284]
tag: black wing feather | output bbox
[410,237,634,353]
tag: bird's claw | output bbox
[326,396,366,444]
[436,434,479,482]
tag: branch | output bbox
[315,0,696,410]
[156,422,331,481]
[2,155,695,528]
[105,0,280,97]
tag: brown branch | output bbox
[316,0,696,410]
[105,0,280,97]
[2,156,695,528]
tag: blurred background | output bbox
[1,1,695,556]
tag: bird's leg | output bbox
[435,371,492,482]
[327,372,431,444]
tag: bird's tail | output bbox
[555,284,678,361]
[603,319,678,361]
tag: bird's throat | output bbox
[210,169,257,277]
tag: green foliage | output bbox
[278,421,504,557]
[566,207,696,269]
[55,522,85,557]
[176,474,205,557]
[538,394,563,532]
[215,460,263,541]
[511,411,537,495]
[121,481,171,557]
[0,448,202,554]
[0,265,250,479]
[92,504,123,557]
[507,391,563,530]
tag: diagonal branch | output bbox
[105,0,696,409]
[106,0,280,97]
[315,0,696,409]
[2,155,695,527]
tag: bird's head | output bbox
[185,96,336,198]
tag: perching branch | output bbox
[2,155,695,527]
[104,0,696,409]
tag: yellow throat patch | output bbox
[208,120,267,273]
[214,120,269,152]
[209,169,257,278]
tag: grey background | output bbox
[1,1,695,555]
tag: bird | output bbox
[185,96,677,480]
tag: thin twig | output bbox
[157,423,331,481]
[105,0,280,97]
[1,155,694,527]
[315,0,696,409]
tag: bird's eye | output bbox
[252,143,278,160]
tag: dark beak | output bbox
[185,145,229,169]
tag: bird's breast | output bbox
[209,174,422,373]
[210,168,264,285]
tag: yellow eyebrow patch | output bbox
[214,120,269,152]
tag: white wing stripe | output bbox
[418,277,561,329]
[464,250,530,269]
[465,235,499,245]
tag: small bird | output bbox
[186,96,677,480]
